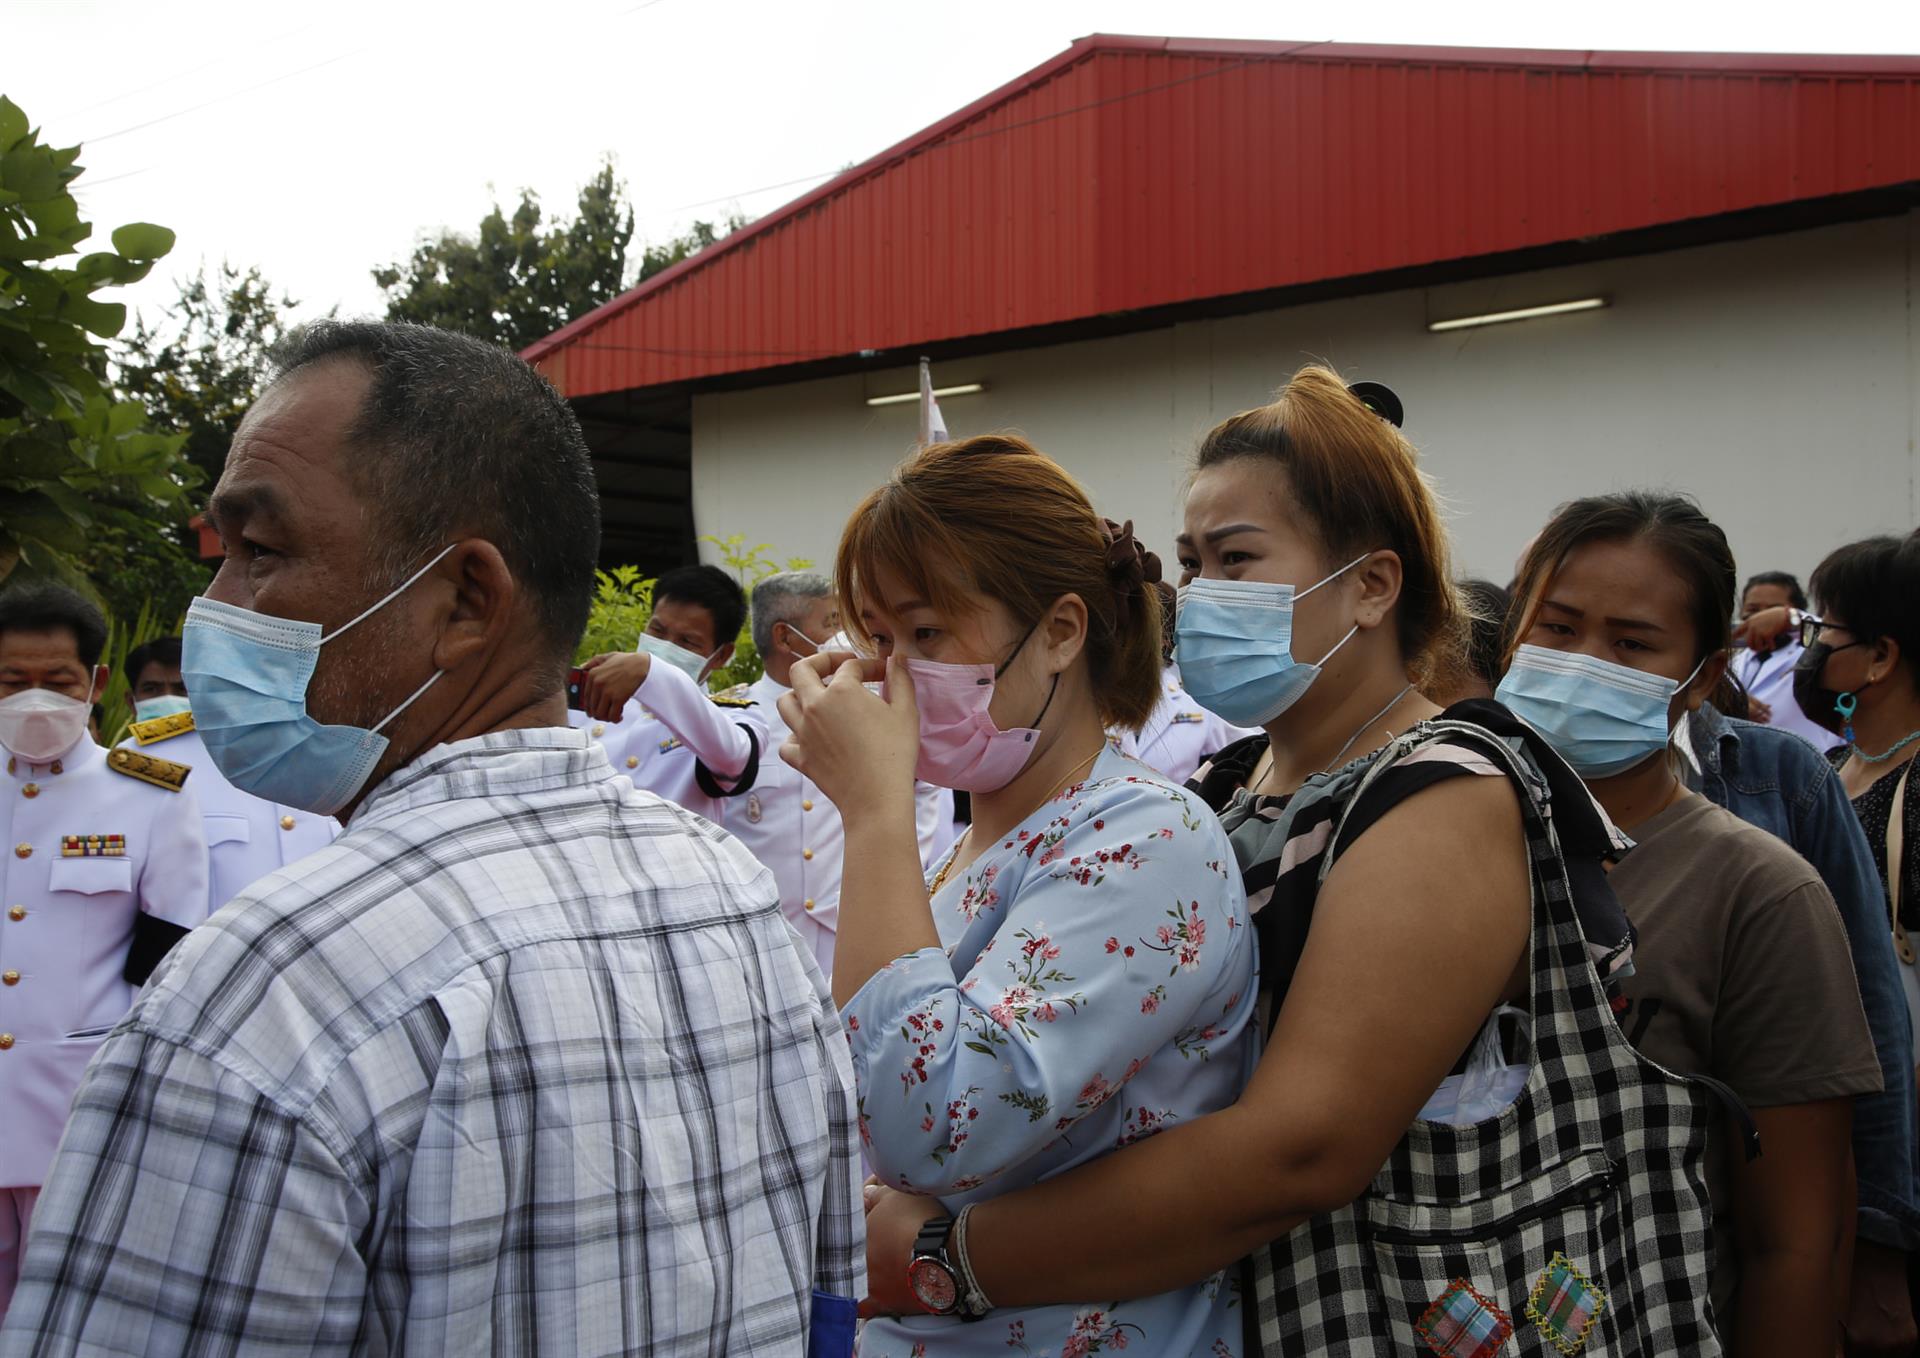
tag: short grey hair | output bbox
[751,570,832,656]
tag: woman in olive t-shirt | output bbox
[1501,493,1880,1356]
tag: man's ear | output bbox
[430,540,514,675]
[95,664,111,695]
[714,640,737,670]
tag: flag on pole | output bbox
[918,356,948,446]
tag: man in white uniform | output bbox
[575,565,762,826]
[1731,570,1846,752]
[729,572,954,978]
[116,637,335,914]
[0,584,209,1318]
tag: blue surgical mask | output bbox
[635,631,716,684]
[133,694,193,723]
[180,544,456,815]
[1495,643,1706,778]
[1174,553,1371,727]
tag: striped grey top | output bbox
[1,727,860,1357]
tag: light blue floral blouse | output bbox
[846,748,1258,1358]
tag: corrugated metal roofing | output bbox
[525,34,1920,399]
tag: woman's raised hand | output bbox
[778,651,921,818]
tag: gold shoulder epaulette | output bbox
[129,710,195,745]
[709,683,756,708]
[107,747,191,792]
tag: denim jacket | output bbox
[1686,703,1920,1250]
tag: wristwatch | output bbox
[907,1214,990,1320]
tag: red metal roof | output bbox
[525,34,1920,398]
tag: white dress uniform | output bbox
[729,672,955,979]
[116,710,336,914]
[0,733,209,1311]
[575,663,764,827]
[1109,663,1258,787]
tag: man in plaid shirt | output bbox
[0,322,861,1357]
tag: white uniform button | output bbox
[21,783,38,799]
[626,756,639,769]
[803,848,814,861]
[7,906,23,921]
[801,799,814,812]
[280,815,296,831]
[13,844,28,859]
[804,898,815,912]
[1,970,16,986]
[592,724,606,737]
[0,1034,13,1050]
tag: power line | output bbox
[81,47,369,144]
[53,18,325,124]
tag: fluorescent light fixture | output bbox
[865,382,985,407]
[1427,297,1608,333]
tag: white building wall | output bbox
[692,211,1919,588]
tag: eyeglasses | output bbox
[1798,614,1860,649]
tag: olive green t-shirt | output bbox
[1611,790,1881,1321]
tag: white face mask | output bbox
[0,679,95,763]
[780,623,822,657]
[636,631,716,684]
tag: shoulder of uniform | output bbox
[106,747,191,792]
[128,710,196,745]
[708,682,757,708]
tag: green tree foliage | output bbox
[373,161,744,353]
[0,94,204,615]
[117,262,300,488]
[373,162,635,353]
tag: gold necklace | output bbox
[928,743,1105,896]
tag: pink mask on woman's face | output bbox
[899,658,1050,792]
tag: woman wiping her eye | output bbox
[1501,491,1882,1356]
[777,435,1257,1357]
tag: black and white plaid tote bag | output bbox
[1251,720,1721,1357]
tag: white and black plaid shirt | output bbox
[0,728,861,1357]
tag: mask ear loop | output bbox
[1294,552,1376,669]
[369,669,443,737]
[322,541,459,645]
[994,614,1060,729]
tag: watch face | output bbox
[908,1257,959,1314]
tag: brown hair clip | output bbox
[1103,518,1164,603]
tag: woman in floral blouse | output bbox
[778,434,1257,1357]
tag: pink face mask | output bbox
[896,626,1058,792]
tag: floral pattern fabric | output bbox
[847,748,1257,1358]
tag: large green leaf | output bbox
[110,222,175,260]
[0,97,27,154]
[0,147,59,201]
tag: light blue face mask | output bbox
[1495,643,1706,779]
[1174,553,1372,727]
[180,544,456,815]
[635,630,717,684]
[133,694,193,723]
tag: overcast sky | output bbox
[11,0,1920,336]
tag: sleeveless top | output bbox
[1193,702,1720,1356]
